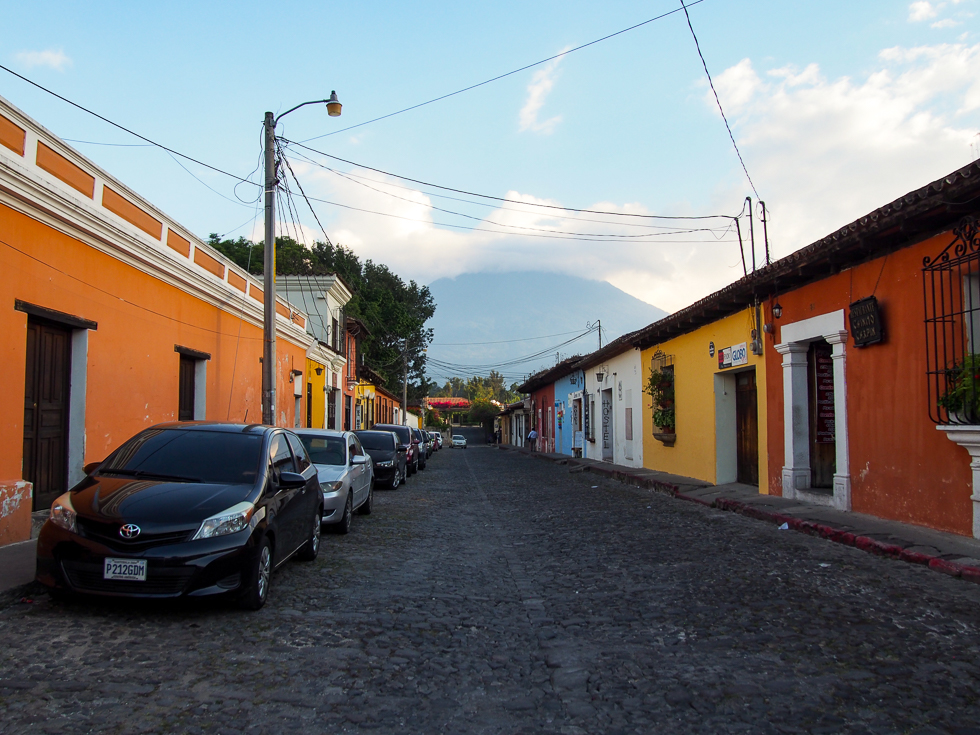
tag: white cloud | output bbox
[519,48,570,134]
[933,18,961,27]
[910,1,940,21]
[705,42,980,293]
[14,49,72,71]
[272,42,980,315]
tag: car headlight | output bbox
[50,493,77,533]
[321,481,344,493]
[376,460,393,467]
[193,502,260,540]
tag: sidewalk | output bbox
[0,539,37,594]
[499,444,980,584]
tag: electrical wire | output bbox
[431,329,594,346]
[281,138,738,222]
[0,235,263,339]
[678,0,760,200]
[286,149,727,231]
[0,62,258,186]
[298,0,706,143]
[290,156,731,240]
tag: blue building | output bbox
[552,363,587,457]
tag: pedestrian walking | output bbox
[527,428,538,452]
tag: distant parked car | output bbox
[294,430,374,534]
[372,424,418,476]
[452,435,467,449]
[411,428,428,470]
[431,432,442,450]
[35,422,322,610]
[354,430,406,489]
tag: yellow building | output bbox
[637,305,768,494]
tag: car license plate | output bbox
[103,558,146,581]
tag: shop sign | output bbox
[718,342,748,370]
[583,392,590,438]
[849,296,883,347]
[814,345,835,443]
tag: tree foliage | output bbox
[208,234,435,395]
[430,371,520,404]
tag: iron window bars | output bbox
[924,217,980,425]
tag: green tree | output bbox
[208,235,435,396]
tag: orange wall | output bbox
[1,201,307,479]
[765,231,973,535]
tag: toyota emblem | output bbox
[119,524,141,539]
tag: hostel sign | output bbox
[849,296,883,347]
[718,342,748,370]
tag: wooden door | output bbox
[23,319,72,511]
[178,356,195,420]
[735,370,759,485]
[808,341,836,488]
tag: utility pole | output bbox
[746,196,756,273]
[402,341,408,426]
[260,92,342,427]
[261,111,277,426]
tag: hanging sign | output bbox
[718,342,748,370]
[849,296,883,347]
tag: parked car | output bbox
[35,423,322,610]
[372,423,418,476]
[431,432,443,450]
[422,431,434,458]
[452,434,467,448]
[294,430,374,534]
[411,428,428,470]
[354,430,406,489]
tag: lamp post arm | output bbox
[273,99,330,127]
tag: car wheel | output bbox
[330,491,353,535]
[240,536,273,610]
[358,484,373,515]
[297,509,321,561]
[390,468,400,489]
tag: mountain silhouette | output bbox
[425,271,668,384]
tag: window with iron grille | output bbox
[923,216,980,425]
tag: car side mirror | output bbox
[277,471,307,489]
[351,455,367,465]
[83,461,102,475]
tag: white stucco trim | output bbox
[938,426,980,539]
[67,329,88,487]
[775,309,850,511]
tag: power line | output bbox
[298,0,706,143]
[0,62,257,186]
[431,329,597,346]
[288,154,732,240]
[678,0,760,200]
[287,150,724,231]
[282,138,736,222]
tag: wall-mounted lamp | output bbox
[595,370,605,383]
[314,367,323,376]
[772,301,783,319]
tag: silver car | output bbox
[295,430,374,534]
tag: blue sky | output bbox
[3,1,979,312]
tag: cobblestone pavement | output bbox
[3,448,980,734]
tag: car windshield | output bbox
[298,435,346,466]
[357,433,395,451]
[100,429,262,485]
[453,436,464,440]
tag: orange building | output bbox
[764,162,980,536]
[0,95,315,546]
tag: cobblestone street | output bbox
[3,447,980,734]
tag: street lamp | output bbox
[261,92,342,426]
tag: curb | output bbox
[504,444,980,586]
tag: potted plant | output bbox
[644,367,676,445]
[939,354,980,424]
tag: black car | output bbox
[354,430,406,489]
[35,423,322,610]
[372,423,418,476]
[411,428,428,470]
